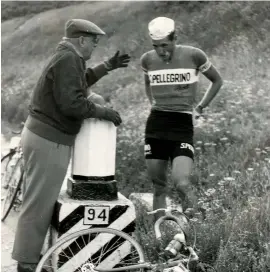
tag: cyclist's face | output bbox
[152,36,176,61]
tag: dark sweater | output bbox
[25,41,108,146]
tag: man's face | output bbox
[152,35,176,62]
[81,35,99,60]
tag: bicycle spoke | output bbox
[117,251,140,264]
[95,232,122,265]
[36,228,145,272]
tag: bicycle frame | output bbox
[96,208,198,272]
[96,258,191,272]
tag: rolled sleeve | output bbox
[85,63,108,87]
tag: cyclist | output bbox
[12,19,130,272]
[140,17,223,220]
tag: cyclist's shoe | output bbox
[192,262,216,272]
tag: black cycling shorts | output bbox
[144,110,194,160]
[145,109,194,142]
[144,138,194,161]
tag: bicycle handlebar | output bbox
[147,206,183,215]
[147,208,168,214]
[154,214,188,240]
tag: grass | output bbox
[1,1,270,271]
[1,1,81,22]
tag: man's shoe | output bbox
[17,262,37,272]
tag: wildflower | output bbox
[204,143,212,146]
[197,200,204,206]
[224,177,235,181]
[209,174,215,177]
[212,143,217,146]
[247,168,254,171]
[221,117,226,121]
[196,141,203,145]
[220,137,228,141]
[205,188,216,196]
[195,147,201,151]
[218,180,225,185]
[233,170,241,174]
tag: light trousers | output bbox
[12,127,71,263]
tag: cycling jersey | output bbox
[140,45,212,113]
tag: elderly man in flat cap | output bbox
[12,19,130,272]
[140,17,223,223]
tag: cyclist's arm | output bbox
[140,53,153,104]
[144,74,153,104]
[194,49,223,109]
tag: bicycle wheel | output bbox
[1,150,16,162]
[1,150,15,189]
[36,228,146,272]
[1,157,23,221]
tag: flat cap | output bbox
[148,17,175,40]
[65,19,106,38]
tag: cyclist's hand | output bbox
[94,105,122,126]
[104,51,131,71]
[194,105,203,119]
[193,106,204,127]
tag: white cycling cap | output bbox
[148,17,175,40]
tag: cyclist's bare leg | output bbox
[146,159,168,221]
[171,156,196,212]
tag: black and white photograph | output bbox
[1,1,270,272]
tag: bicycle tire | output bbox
[36,227,146,272]
[1,150,15,162]
[1,151,16,189]
[1,157,24,222]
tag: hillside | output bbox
[1,1,81,22]
[1,1,270,271]
[1,1,270,124]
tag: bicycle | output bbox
[36,207,216,272]
[1,125,24,222]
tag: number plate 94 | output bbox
[84,206,110,225]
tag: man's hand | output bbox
[94,104,122,126]
[104,51,131,71]
[103,108,122,126]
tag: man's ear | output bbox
[174,34,178,42]
[78,36,84,47]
